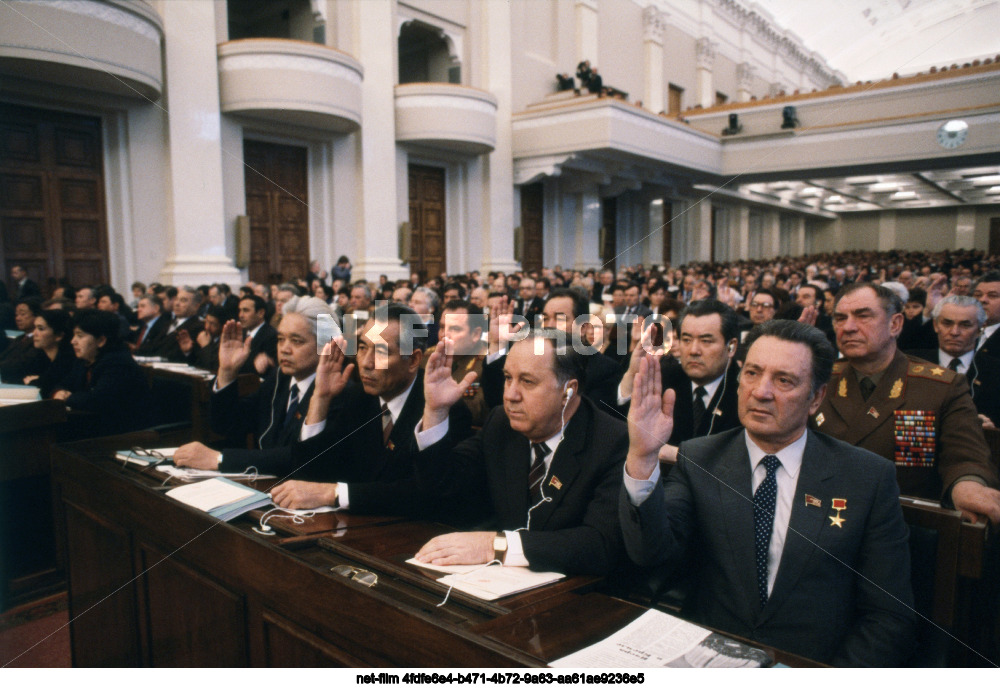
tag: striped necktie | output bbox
[528,442,551,508]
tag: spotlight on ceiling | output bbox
[869,182,901,192]
[891,191,919,201]
[781,106,799,129]
[722,113,742,136]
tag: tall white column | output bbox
[737,62,754,103]
[642,6,668,113]
[575,0,599,66]
[735,205,750,259]
[574,191,602,270]
[955,207,977,250]
[763,210,781,258]
[478,0,518,274]
[877,211,897,252]
[352,0,406,281]
[156,0,241,286]
[695,37,716,109]
[793,216,807,256]
[690,199,713,263]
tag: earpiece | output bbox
[727,342,737,354]
[564,386,574,401]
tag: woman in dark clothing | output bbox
[22,309,76,398]
[52,309,156,437]
[330,255,352,284]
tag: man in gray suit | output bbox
[621,319,915,665]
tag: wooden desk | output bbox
[51,445,815,667]
[0,399,67,611]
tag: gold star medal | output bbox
[829,498,847,528]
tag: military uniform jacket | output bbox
[813,350,998,500]
[422,345,488,427]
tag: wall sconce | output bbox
[781,106,799,129]
[722,113,742,135]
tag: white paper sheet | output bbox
[165,478,259,512]
[550,609,711,668]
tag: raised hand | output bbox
[314,337,354,400]
[176,328,194,354]
[217,320,251,386]
[625,353,675,480]
[422,337,477,430]
[196,328,212,348]
[797,304,818,326]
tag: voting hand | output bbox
[625,353,675,480]
[270,480,338,510]
[415,531,494,566]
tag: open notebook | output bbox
[165,477,271,521]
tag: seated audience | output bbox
[22,308,75,398]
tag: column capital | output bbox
[696,37,716,70]
[737,62,755,90]
[642,6,668,44]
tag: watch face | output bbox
[937,120,968,149]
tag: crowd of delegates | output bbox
[3,246,1000,665]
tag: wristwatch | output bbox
[493,531,508,564]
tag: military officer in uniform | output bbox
[421,300,489,427]
[814,283,1000,524]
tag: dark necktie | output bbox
[947,358,961,372]
[859,376,876,401]
[528,442,551,508]
[753,454,781,609]
[692,386,708,429]
[136,323,147,347]
[381,403,393,447]
[283,384,300,430]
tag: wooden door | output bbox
[243,140,309,285]
[601,197,617,272]
[989,217,1000,257]
[661,201,673,266]
[408,165,446,281]
[0,103,108,294]
[520,183,543,273]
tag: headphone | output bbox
[727,342,736,354]
[563,383,574,402]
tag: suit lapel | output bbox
[711,439,759,625]
[760,432,834,621]
[524,405,589,530]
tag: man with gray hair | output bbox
[174,296,342,475]
[905,294,1000,428]
[815,282,1000,524]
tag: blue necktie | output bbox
[283,384,300,430]
[753,454,781,609]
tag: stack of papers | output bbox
[551,609,769,668]
[165,477,271,521]
[0,383,42,403]
[406,559,565,601]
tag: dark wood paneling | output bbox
[64,502,140,666]
[260,609,360,667]
[520,183,544,273]
[243,139,309,285]
[408,165,447,281]
[139,545,247,667]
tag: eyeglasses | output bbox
[749,302,775,310]
[331,564,378,587]
[124,446,168,471]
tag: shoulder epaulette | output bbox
[907,360,956,383]
[831,361,848,375]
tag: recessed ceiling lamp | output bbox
[797,187,823,197]
[972,175,1000,186]
[986,186,1000,195]
[870,182,901,192]
[891,191,919,201]
[824,195,845,204]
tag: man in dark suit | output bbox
[174,296,341,476]
[623,283,652,319]
[131,293,170,356]
[10,265,40,299]
[154,285,204,362]
[906,295,1000,427]
[413,328,628,576]
[482,289,621,413]
[0,297,42,382]
[621,319,915,665]
[973,272,1000,361]
[236,294,278,376]
[592,269,614,304]
[209,283,239,323]
[618,299,741,463]
[268,303,472,511]
[514,277,545,324]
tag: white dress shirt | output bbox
[938,348,974,375]
[624,428,807,595]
